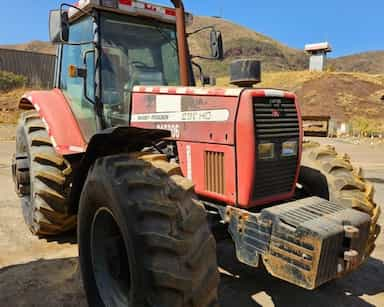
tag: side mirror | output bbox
[210,30,224,60]
[49,10,69,43]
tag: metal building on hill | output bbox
[304,42,332,71]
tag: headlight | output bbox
[282,141,297,157]
[258,143,275,160]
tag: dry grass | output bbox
[0,88,27,124]
[0,40,55,55]
[336,93,357,107]
[217,70,327,90]
[217,71,384,128]
[350,116,384,135]
[0,71,27,92]
[218,70,384,90]
[329,51,384,74]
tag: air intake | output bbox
[230,59,261,87]
[204,151,225,195]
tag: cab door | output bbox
[59,16,96,141]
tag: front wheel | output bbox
[299,141,381,257]
[78,154,219,307]
[13,110,76,236]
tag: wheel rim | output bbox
[91,207,131,306]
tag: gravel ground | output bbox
[0,137,383,307]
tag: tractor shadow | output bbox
[0,240,382,307]
[217,239,384,307]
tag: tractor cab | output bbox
[49,0,222,138]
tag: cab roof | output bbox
[69,0,193,24]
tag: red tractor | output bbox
[12,0,380,306]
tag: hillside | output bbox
[330,51,384,74]
[0,16,309,75]
[2,72,383,128]
[1,16,384,131]
[2,17,384,76]
[0,40,55,55]
[188,16,308,76]
[218,71,384,128]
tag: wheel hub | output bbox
[91,208,131,306]
[12,153,30,196]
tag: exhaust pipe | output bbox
[170,0,189,86]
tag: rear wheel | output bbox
[299,141,381,257]
[13,111,76,235]
[78,153,219,307]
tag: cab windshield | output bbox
[100,13,180,126]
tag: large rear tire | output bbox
[78,153,219,307]
[299,141,381,257]
[13,111,76,235]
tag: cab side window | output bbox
[60,17,96,141]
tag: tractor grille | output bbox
[204,151,225,195]
[252,96,300,200]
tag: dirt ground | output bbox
[0,135,383,307]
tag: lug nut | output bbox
[344,225,359,239]
[344,249,359,262]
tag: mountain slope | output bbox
[0,16,309,76]
[0,40,55,55]
[188,16,308,76]
[330,51,384,74]
[2,17,383,76]
[218,71,384,126]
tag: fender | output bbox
[68,126,171,213]
[19,88,170,213]
[19,88,87,155]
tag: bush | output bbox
[0,71,26,92]
[350,116,384,136]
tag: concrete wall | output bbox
[0,48,55,88]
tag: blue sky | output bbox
[0,0,383,57]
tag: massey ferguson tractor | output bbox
[12,0,380,306]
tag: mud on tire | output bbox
[299,141,381,257]
[14,111,76,235]
[78,153,219,307]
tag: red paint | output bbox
[272,109,280,118]
[252,90,266,97]
[165,8,176,16]
[132,86,243,97]
[19,85,301,209]
[131,92,238,144]
[294,93,303,192]
[236,90,301,208]
[131,87,301,209]
[119,0,133,5]
[177,142,236,205]
[235,90,256,207]
[284,92,296,99]
[20,89,86,155]
[144,3,156,11]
